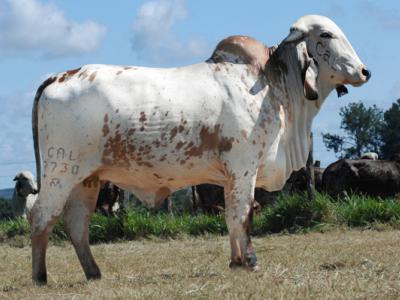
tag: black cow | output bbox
[195,162,326,214]
[283,162,324,194]
[322,156,400,198]
[194,184,265,214]
[96,182,121,215]
[194,160,325,214]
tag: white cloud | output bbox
[0,0,106,57]
[131,0,210,64]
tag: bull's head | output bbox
[281,15,370,100]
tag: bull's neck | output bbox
[264,43,333,174]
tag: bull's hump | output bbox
[208,35,272,73]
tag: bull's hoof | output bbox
[33,272,47,286]
[229,261,243,269]
[245,252,257,268]
[86,271,102,281]
[229,258,243,269]
[246,264,261,272]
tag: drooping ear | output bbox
[303,58,319,100]
[13,176,18,181]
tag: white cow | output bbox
[361,152,379,160]
[31,15,370,284]
[11,171,38,218]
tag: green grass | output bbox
[335,195,400,227]
[2,193,400,243]
[0,217,30,238]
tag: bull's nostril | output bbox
[362,68,371,80]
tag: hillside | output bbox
[0,189,13,200]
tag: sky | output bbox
[1,0,400,189]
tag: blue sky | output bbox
[1,0,399,188]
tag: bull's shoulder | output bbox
[208,35,273,73]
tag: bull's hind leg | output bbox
[63,177,101,280]
[224,171,258,271]
[30,180,75,285]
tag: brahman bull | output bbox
[31,15,370,284]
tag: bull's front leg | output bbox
[224,170,259,271]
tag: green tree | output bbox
[381,99,400,159]
[322,102,384,159]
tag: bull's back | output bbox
[37,63,245,198]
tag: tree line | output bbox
[322,99,400,159]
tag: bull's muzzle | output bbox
[361,67,371,81]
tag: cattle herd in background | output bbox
[9,152,400,218]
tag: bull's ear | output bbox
[304,58,319,101]
[13,176,18,181]
[282,28,305,44]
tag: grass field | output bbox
[1,229,400,299]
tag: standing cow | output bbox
[11,171,38,218]
[96,182,121,215]
[31,15,369,284]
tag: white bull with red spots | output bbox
[31,15,370,284]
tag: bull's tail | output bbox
[32,77,56,192]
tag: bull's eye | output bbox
[320,32,333,39]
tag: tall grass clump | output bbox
[122,210,181,239]
[335,195,400,226]
[183,214,227,235]
[0,217,30,238]
[122,211,227,239]
[259,193,335,233]
[89,213,124,243]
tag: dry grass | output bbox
[1,229,400,299]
